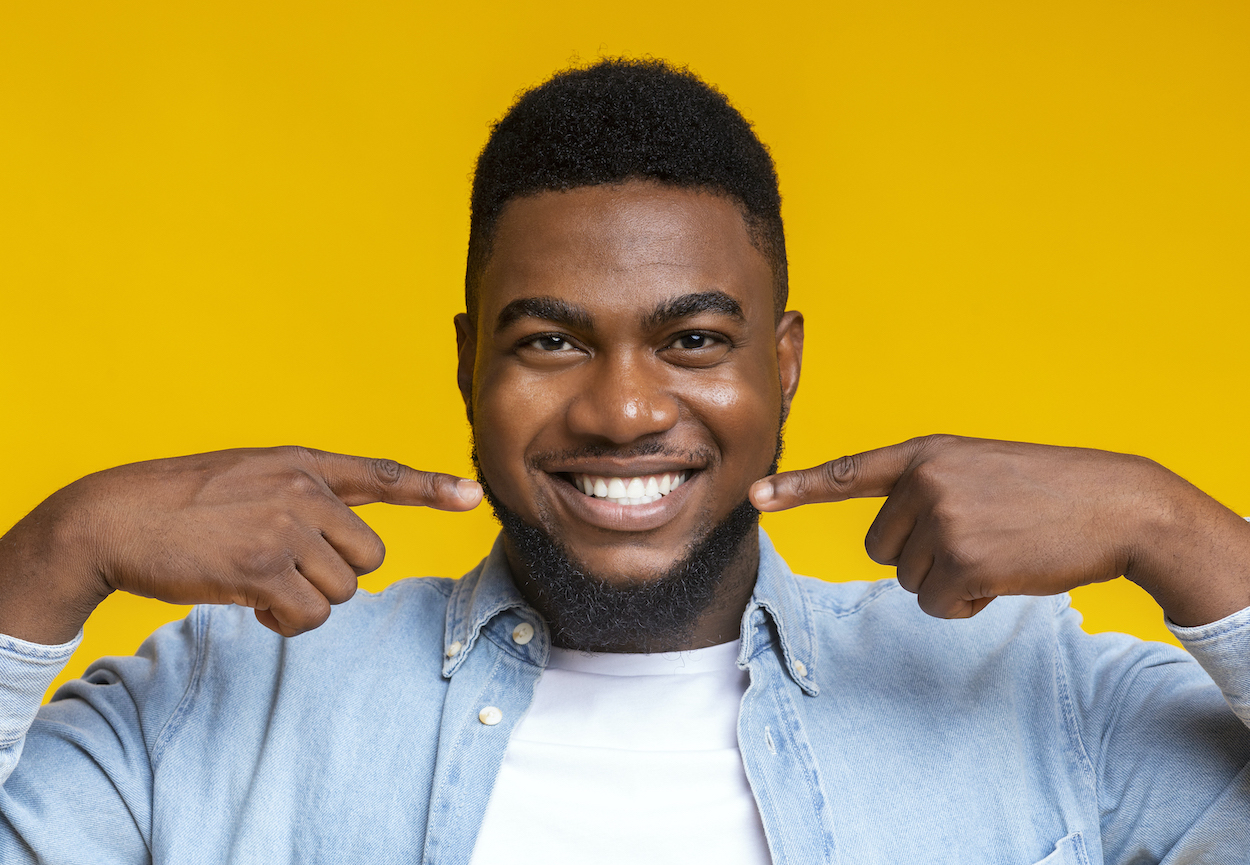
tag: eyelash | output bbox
[515,330,735,367]
[516,330,731,356]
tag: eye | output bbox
[662,330,732,365]
[675,332,715,350]
[526,334,576,352]
[669,331,721,351]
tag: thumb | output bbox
[750,438,926,512]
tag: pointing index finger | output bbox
[750,437,931,512]
[300,449,482,510]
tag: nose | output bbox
[565,351,680,444]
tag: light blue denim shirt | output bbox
[2,529,1249,864]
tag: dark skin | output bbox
[1,180,1248,650]
[455,182,803,649]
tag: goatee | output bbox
[476,464,761,653]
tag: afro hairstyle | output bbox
[464,57,788,321]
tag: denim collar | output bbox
[442,527,817,694]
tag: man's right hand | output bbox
[0,447,482,645]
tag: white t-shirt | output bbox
[469,639,772,865]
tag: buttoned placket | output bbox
[420,529,838,865]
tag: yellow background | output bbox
[1,2,1246,702]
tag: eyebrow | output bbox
[493,290,745,335]
[495,297,595,334]
[642,291,745,329]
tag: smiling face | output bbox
[456,180,803,648]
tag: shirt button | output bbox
[479,706,503,726]
[511,622,535,645]
[793,660,808,678]
[446,641,462,658]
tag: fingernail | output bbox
[456,479,482,503]
[752,480,775,505]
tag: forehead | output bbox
[478,182,773,323]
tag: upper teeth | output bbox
[572,471,688,505]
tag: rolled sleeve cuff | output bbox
[1169,604,1250,728]
[0,630,82,747]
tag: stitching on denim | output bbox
[806,579,898,619]
[769,667,838,864]
[1050,596,1099,803]
[150,605,208,767]
[423,646,519,863]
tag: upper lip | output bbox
[541,458,705,478]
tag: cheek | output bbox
[472,366,567,492]
[687,369,783,467]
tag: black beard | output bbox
[473,453,762,653]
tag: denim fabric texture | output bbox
[1,528,1248,864]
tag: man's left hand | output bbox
[750,435,1250,626]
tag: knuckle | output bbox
[916,589,957,619]
[940,540,982,572]
[369,458,403,487]
[918,433,959,451]
[910,459,944,490]
[325,576,358,606]
[240,543,294,580]
[359,534,386,572]
[863,531,891,566]
[894,565,921,593]
[276,444,316,463]
[287,590,332,632]
[284,470,323,498]
[818,456,855,491]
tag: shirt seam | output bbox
[1051,595,1098,794]
[149,605,209,766]
[803,579,900,619]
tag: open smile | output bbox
[568,471,689,506]
[539,464,704,533]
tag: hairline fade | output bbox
[464,58,789,324]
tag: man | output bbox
[2,58,1249,863]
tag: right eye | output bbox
[527,335,575,352]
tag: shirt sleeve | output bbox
[1059,599,1250,864]
[1168,605,1250,729]
[0,630,81,784]
[0,609,205,864]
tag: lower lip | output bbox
[545,472,699,532]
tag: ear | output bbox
[454,313,477,419]
[775,310,804,423]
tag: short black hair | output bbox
[465,58,787,321]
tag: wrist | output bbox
[1124,474,1250,627]
[0,480,114,644]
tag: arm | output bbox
[750,434,1250,627]
[0,447,480,783]
[0,445,481,645]
[751,435,1250,859]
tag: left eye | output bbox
[672,333,714,350]
[530,335,573,351]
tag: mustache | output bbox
[524,441,718,472]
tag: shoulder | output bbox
[790,570,1194,686]
[194,575,458,653]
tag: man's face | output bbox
[457,181,803,591]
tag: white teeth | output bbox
[570,471,690,506]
